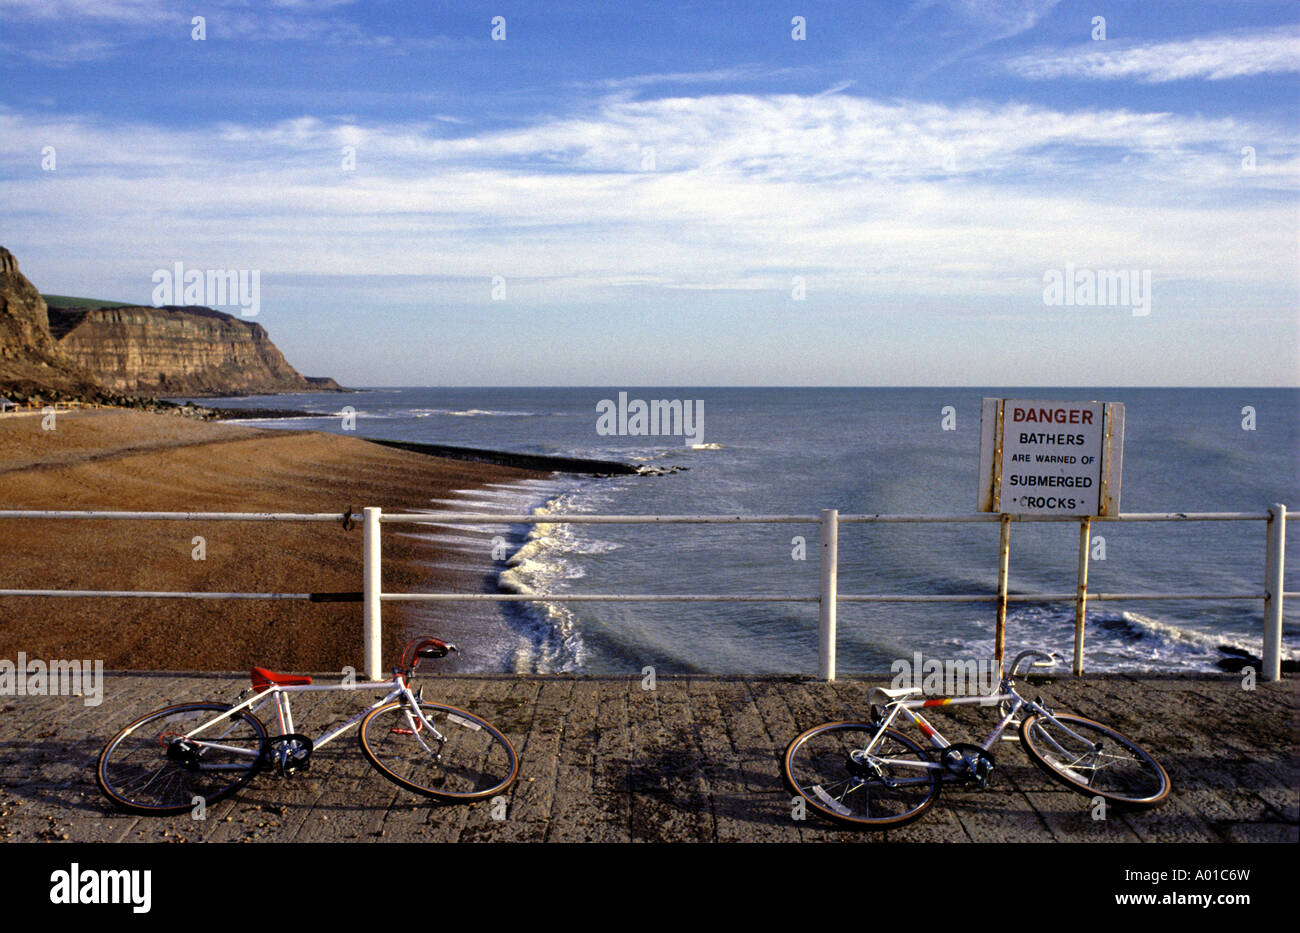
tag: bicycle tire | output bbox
[96,702,268,815]
[1019,712,1170,808]
[358,700,518,802]
[782,722,939,829]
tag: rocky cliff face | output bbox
[0,247,57,358]
[0,246,101,396]
[1,245,342,400]
[50,304,335,397]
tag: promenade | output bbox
[1,671,1294,843]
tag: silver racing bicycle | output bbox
[782,649,1171,829]
[96,636,519,815]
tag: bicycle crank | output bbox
[263,734,314,776]
[939,743,996,788]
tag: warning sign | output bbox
[978,398,1124,516]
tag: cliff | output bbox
[0,247,57,357]
[0,247,102,396]
[49,304,339,397]
[1,245,344,400]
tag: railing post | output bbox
[363,507,383,681]
[819,508,838,681]
[1263,503,1285,682]
[1073,518,1091,676]
[994,513,1011,675]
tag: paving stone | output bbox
[0,671,1291,843]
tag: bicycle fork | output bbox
[390,684,448,755]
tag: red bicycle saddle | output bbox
[250,668,314,690]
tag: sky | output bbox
[1,0,1297,386]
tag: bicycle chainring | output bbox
[939,743,996,788]
[263,734,314,776]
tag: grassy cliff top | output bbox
[41,294,132,309]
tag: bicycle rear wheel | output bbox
[96,702,267,815]
[1019,712,1170,807]
[358,700,518,802]
[782,722,939,829]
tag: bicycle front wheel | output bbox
[1019,712,1170,807]
[782,723,939,829]
[96,702,267,815]
[358,701,518,802]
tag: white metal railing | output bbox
[0,504,1291,682]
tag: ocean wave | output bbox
[690,442,724,450]
[427,497,525,512]
[408,408,533,418]
[507,533,619,566]
[1105,610,1292,664]
[221,415,323,424]
[492,487,619,673]
[945,604,1293,673]
[501,553,586,581]
[497,571,587,673]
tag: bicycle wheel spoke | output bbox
[784,724,938,829]
[1020,713,1169,806]
[359,701,518,802]
[97,704,266,814]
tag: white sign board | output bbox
[978,398,1124,517]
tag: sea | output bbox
[195,387,1299,676]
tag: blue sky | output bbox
[1,0,1297,386]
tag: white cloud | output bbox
[1007,26,1300,82]
[0,37,118,65]
[0,0,175,24]
[0,0,457,50]
[903,0,1063,79]
[946,0,1063,38]
[577,66,808,91]
[0,92,1295,307]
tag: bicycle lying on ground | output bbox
[782,649,1170,829]
[96,637,519,815]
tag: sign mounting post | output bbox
[978,398,1125,672]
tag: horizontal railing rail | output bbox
[0,505,1291,682]
[0,510,352,522]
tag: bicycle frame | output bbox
[870,691,1022,771]
[176,674,445,765]
[865,680,1104,780]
